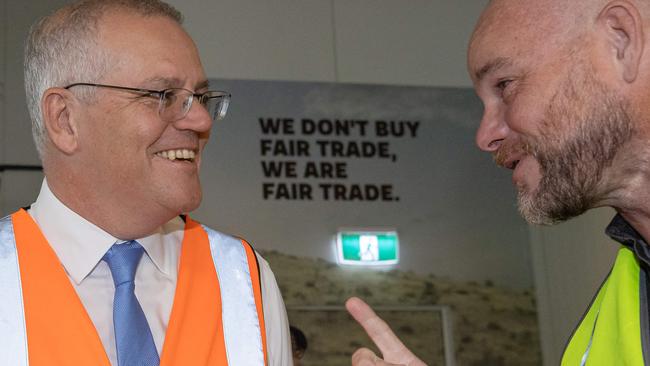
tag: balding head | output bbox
[469,0,601,83]
[467,0,650,224]
[469,0,650,85]
[28,1,213,238]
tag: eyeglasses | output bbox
[64,82,231,122]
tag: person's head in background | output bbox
[290,325,308,365]
[25,0,229,239]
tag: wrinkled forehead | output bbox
[97,9,189,51]
[95,9,205,86]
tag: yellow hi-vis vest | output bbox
[562,247,647,365]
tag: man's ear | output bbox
[41,88,80,155]
[597,1,644,83]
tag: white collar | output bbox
[29,179,183,284]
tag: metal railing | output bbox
[287,305,456,366]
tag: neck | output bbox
[599,140,650,242]
[45,172,175,240]
[618,209,650,242]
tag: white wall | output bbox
[169,0,481,87]
[1,0,69,215]
[0,1,619,365]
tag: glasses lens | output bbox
[203,93,230,120]
[159,89,230,121]
[159,89,193,122]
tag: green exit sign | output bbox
[337,230,399,266]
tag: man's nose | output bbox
[173,100,213,133]
[475,105,509,152]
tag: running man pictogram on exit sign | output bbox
[337,230,399,266]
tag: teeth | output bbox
[155,149,196,162]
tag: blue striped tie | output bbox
[103,241,160,366]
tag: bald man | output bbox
[348,0,650,364]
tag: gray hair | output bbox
[24,0,183,158]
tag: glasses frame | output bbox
[64,82,231,121]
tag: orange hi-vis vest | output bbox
[0,209,268,366]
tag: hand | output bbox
[345,297,427,366]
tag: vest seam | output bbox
[243,240,264,307]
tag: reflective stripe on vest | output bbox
[562,247,645,365]
[0,214,264,366]
[0,215,28,366]
[202,225,265,366]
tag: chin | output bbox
[179,190,203,214]
[156,187,202,217]
[516,186,554,225]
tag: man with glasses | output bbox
[0,0,290,365]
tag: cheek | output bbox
[80,121,154,179]
[504,94,549,137]
[199,136,210,151]
[78,122,115,163]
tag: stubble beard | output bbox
[516,74,633,225]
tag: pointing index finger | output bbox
[345,297,410,360]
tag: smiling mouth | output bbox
[496,153,521,170]
[155,149,196,162]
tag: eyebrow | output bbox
[195,79,209,91]
[474,57,513,81]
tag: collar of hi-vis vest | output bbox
[606,214,650,270]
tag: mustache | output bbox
[493,140,534,168]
